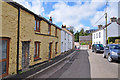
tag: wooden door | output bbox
[0,38,9,77]
[22,41,30,71]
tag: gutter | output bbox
[17,7,20,74]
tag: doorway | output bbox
[22,41,30,71]
[49,43,52,60]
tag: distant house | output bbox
[92,17,120,46]
[79,35,92,45]
[61,25,74,53]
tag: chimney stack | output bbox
[110,17,117,23]
[98,25,102,29]
[49,17,52,23]
[62,25,66,28]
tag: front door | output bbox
[49,43,52,60]
[22,41,30,71]
[0,38,9,78]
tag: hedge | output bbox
[108,36,120,44]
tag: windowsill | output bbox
[34,31,40,33]
[34,58,41,61]
[35,32,58,38]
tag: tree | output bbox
[79,28,84,36]
[74,31,79,42]
[70,29,74,34]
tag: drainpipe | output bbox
[17,7,20,74]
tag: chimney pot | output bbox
[62,25,66,28]
[98,25,102,29]
[49,17,52,23]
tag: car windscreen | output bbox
[96,44,103,47]
[110,45,120,49]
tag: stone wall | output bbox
[1,1,61,77]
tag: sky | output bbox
[13,0,120,32]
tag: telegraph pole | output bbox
[105,13,107,45]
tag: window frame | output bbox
[94,34,95,39]
[96,33,98,38]
[55,42,58,54]
[34,42,40,60]
[99,32,101,38]
[0,38,10,77]
[34,20,40,32]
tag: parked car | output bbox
[92,44,104,53]
[103,44,120,62]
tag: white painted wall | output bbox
[92,29,105,46]
[61,30,73,53]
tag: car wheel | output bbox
[103,53,106,58]
[92,49,94,52]
[108,55,112,62]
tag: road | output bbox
[28,50,119,79]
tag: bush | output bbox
[108,36,120,44]
[81,42,86,45]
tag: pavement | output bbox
[88,49,119,78]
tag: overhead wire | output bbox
[91,0,108,27]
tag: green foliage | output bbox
[79,28,84,36]
[81,42,86,45]
[108,36,120,44]
[74,31,79,42]
[74,28,90,42]
[70,30,74,34]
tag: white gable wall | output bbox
[107,22,119,38]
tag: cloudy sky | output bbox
[13,0,119,32]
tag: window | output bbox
[34,20,40,32]
[55,42,58,54]
[99,32,101,38]
[48,24,51,35]
[34,42,40,60]
[94,34,95,39]
[55,27,57,36]
[0,38,9,77]
[96,33,98,38]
